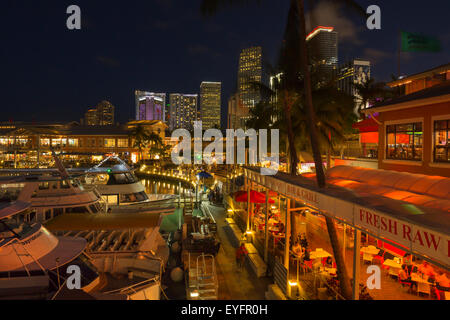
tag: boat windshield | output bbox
[0,217,35,240]
[107,172,137,185]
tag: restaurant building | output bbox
[364,79,450,177]
[0,120,167,167]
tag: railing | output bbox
[102,276,160,295]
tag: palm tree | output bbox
[201,0,366,300]
[353,78,389,119]
[129,124,150,162]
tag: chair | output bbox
[417,282,431,297]
[301,260,313,274]
[398,275,412,292]
[372,250,385,265]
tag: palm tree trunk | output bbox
[283,91,299,175]
[296,0,352,300]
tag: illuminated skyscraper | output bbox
[306,26,338,83]
[85,108,99,126]
[200,81,222,130]
[169,94,198,131]
[135,91,166,122]
[337,59,371,99]
[237,46,262,109]
[96,100,115,125]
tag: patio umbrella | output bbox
[197,171,213,179]
[234,190,274,204]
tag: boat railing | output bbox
[102,275,160,295]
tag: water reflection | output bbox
[141,178,194,195]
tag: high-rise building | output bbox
[227,93,249,130]
[238,46,262,109]
[85,108,99,126]
[306,26,338,84]
[96,100,115,125]
[169,94,198,131]
[135,91,166,122]
[337,59,371,102]
[200,82,222,130]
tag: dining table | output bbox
[310,249,332,260]
[383,259,402,277]
[360,245,380,255]
[410,273,434,296]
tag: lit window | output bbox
[117,138,128,148]
[68,138,78,147]
[434,119,450,163]
[104,139,116,147]
[386,122,422,161]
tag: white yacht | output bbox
[0,178,166,300]
[0,182,100,299]
[0,174,106,224]
[76,156,178,210]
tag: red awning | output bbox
[352,116,380,133]
[234,190,275,204]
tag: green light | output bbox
[402,204,424,215]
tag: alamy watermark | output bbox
[171,122,280,176]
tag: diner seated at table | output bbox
[302,248,311,261]
[418,261,436,277]
[324,256,334,268]
[292,242,303,256]
[436,271,450,291]
[398,265,417,291]
[299,233,309,249]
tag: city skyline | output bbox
[2,1,449,125]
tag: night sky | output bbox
[1,0,449,126]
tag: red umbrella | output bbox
[234,190,275,204]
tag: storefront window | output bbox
[68,138,78,147]
[104,138,116,147]
[434,119,450,163]
[117,138,128,148]
[386,122,423,161]
[40,138,50,146]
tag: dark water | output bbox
[141,178,194,196]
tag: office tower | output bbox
[237,46,262,109]
[337,59,371,99]
[306,26,338,84]
[200,82,222,130]
[96,100,115,125]
[85,108,99,126]
[227,93,249,130]
[135,91,166,121]
[169,94,198,131]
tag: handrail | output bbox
[102,276,159,295]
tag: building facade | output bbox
[169,94,198,131]
[364,80,450,177]
[227,93,249,130]
[84,109,99,126]
[96,100,115,125]
[200,81,222,130]
[84,101,115,126]
[0,121,168,167]
[338,59,371,101]
[306,26,338,84]
[238,46,262,109]
[135,91,166,122]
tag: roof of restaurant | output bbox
[365,81,450,112]
[388,63,450,87]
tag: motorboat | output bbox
[0,181,100,299]
[76,156,178,211]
